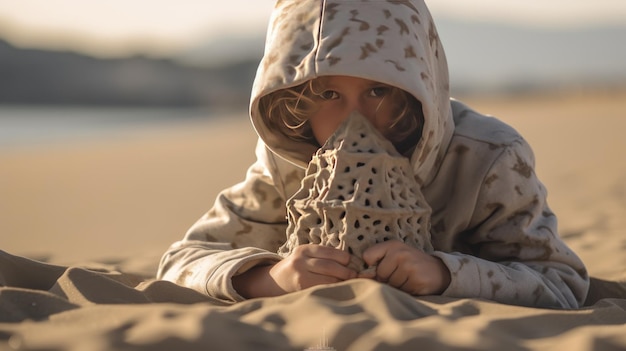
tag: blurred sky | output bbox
[1,0,626,58]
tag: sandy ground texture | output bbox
[1,90,625,350]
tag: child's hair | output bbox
[259,77,424,154]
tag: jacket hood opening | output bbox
[250,0,454,186]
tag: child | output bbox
[158,0,589,309]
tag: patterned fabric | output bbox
[158,0,589,308]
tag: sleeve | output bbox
[157,145,290,303]
[432,140,590,309]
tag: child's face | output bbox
[308,76,399,145]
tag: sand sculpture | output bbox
[278,112,433,275]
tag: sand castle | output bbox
[278,112,433,274]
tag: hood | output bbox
[249,0,454,186]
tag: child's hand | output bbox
[269,244,358,293]
[233,244,358,298]
[360,240,451,296]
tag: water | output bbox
[0,105,216,148]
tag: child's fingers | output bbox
[307,257,357,281]
[362,240,403,267]
[298,244,352,265]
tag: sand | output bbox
[1,90,625,350]
[1,113,258,264]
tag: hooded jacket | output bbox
[158,0,589,308]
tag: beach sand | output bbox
[1,90,625,350]
[1,113,259,264]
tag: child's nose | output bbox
[345,98,375,122]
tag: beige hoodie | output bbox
[158,0,589,308]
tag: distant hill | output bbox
[1,18,625,107]
[0,40,259,107]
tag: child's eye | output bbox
[369,86,390,98]
[319,90,339,100]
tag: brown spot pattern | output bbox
[395,18,410,35]
[376,25,389,35]
[327,27,350,53]
[350,10,370,31]
[386,0,421,16]
[385,59,406,72]
[325,3,339,21]
[512,154,533,178]
[485,173,499,187]
[405,45,417,58]
[360,43,378,60]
